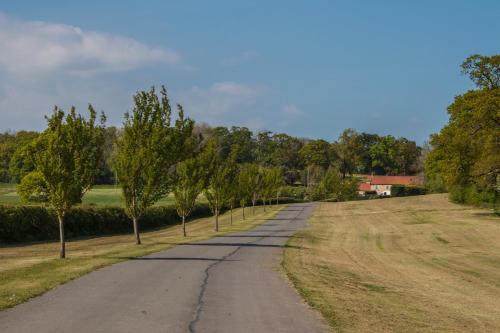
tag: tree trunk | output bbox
[57,212,66,259]
[132,215,141,245]
[242,205,245,220]
[252,193,256,215]
[215,208,219,232]
[263,199,266,212]
[230,204,233,226]
[276,193,279,205]
[182,215,186,237]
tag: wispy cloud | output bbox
[178,81,265,118]
[0,12,181,76]
[279,104,305,127]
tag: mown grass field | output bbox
[0,204,283,310]
[0,184,196,207]
[283,194,500,333]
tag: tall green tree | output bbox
[461,54,500,90]
[0,131,39,183]
[237,163,255,220]
[223,146,240,225]
[247,164,263,215]
[262,167,284,207]
[335,128,361,179]
[114,86,194,244]
[34,106,105,258]
[203,140,236,231]
[173,157,205,237]
[426,54,500,206]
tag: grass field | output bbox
[0,204,283,310]
[0,184,189,207]
[283,194,500,332]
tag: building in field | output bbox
[357,175,424,196]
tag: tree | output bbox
[394,138,421,175]
[34,106,105,258]
[229,127,255,163]
[9,134,41,183]
[299,139,332,170]
[203,140,236,231]
[223,146,239,225]
[300,139,332,187]
[114,86,194,244]
[247,164,263,215]
[335,129,361,179]
[461,54,500,90]
[0,131,39,183]
[309,168,360,201]
[426,54,500,206]
[173,157,205,237]
[357,132,380,174]
[369,135,399,175]
[263,167,284,206]
[94,126,119,185]
[237,163,255,220]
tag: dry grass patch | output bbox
[283,194,500,332]
[0,205,284,310]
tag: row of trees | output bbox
[10,87,284,258]
[425,54,499,206]
[1,126,423,188]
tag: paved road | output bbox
[0,203,329,333]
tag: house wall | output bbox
[371,184,392,196]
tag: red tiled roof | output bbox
[358,183,372,191]
[362,175,423,186]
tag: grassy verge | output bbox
[0,204,284,310]
[283,194,500,333]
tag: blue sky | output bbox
[0,1,498,143]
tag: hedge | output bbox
[391,185,427,197]
[0,203,211,244]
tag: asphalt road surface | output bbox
[0,203,329,333]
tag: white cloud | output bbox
[0,13,187,131]
[0,13,181,75]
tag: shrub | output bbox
[449,185,498,208]
[391,185,427,197]
[280,185,307,200]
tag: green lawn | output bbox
[0,183,199,207]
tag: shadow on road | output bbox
[186,242,302,249]
[219,235,299,238]
[113,257,240,262]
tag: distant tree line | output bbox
[1,123,423,188]
[425,54,499,208]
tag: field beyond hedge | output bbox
[0,184,183,207]
[283,194,500,332]
[0,204,284,310]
